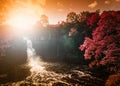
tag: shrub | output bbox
[106,73,120,86]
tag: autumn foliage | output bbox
[106,73,120,86]
[80,11,120,69]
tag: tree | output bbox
[86,11,100,28]
[35,14,49,28]
[40,14,49,27]
[76,11,100,38]
[78,11,90,23]
[80,11,120,71]
[66,12,78,24]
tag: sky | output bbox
[44,0,120,24]
[0,0,120,24]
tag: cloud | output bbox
[57,2,64,12]
[33,0,46,6]
[88,1,98,8]
[105,0,111,4]
[57,2,64,7]
[116,0,120,2]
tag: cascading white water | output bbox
[23,37,44,73]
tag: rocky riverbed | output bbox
[0,62,105,86]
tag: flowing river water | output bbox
[0,37,105,86]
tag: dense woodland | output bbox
[33,10,120,74]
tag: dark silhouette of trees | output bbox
[40,15,49,27]
[55,11,101,63]
[35,14,49,28]
[66,12,78,24]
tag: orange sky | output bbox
[44,0,120,24]
[0,0,120,24]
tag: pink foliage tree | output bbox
[80,11,120,69]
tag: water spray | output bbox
[23,37,44,73]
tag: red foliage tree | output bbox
[86,10,100,29]
[80,11,120,69]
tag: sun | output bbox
[6,6,42,35]
[6,11,40,36]
[7,13,37,36]
[7,13,38,31]
[9,14,33,29]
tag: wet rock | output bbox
[62,70,105,86]
[52,81,70,86]
[0,62,105,86]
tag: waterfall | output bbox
[23,37,44,73]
